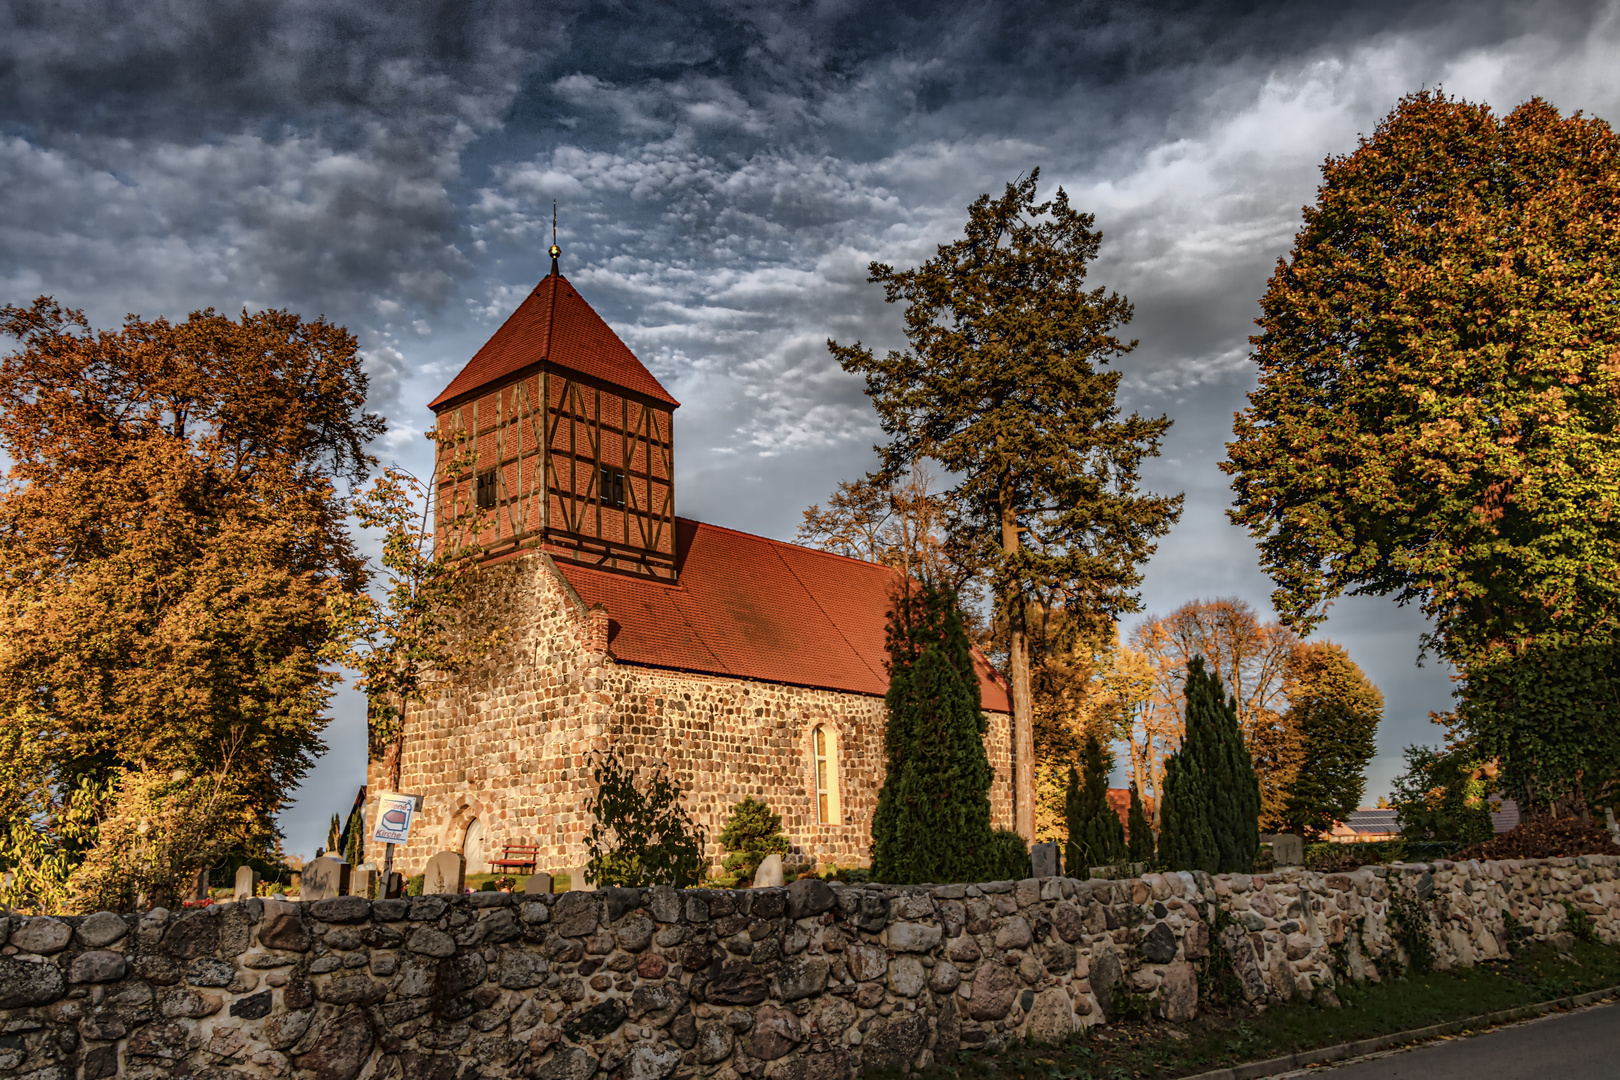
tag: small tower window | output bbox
[475,471,498,510]
[813,725,840,824]
[599,466,626,509]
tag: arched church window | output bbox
[813,726,841,825]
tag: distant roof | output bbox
[1105,789,1149,829]
[1490,795,1520,834]
[1344,809,1401,834]
[430,272,679,410]
[554,518,1011,711]
[1343,799,1521,837]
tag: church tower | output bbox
[429,252,680,580]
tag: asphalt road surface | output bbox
[1302,1000,1618,1078]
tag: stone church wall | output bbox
[367,552,1015,878]
[2,856,1615,1080]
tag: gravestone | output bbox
[234,866,259,901]
[1261,833,1304,867]
[384,872,404,899]
[302,856,350,901]
[1031,842,1062,878]
[193,868,210,901]
[523,872,554,895]
[1607,807,1619,847]
[753,854,784,888]
[424,851,466,895]
[350,865,378,899]
[566,866,596,892]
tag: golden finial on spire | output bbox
[549,201,561,275]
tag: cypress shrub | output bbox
[1205,675,1261,875]
[1157,656,1260,873]
[719,796,789,881]
[1126,780,1154,863]
[1064,732,1126,871]
[869,584,996,884]
[1157,744,1218,873]
[985,829,1032,880]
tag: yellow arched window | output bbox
[813,725,841,824]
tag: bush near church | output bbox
[718,796,789,883]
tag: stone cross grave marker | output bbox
[302,856,350,901]
[753,854,784,888]
[566,866,596,892]
[1032,842,1061,878]
[423,851,466,895]
[233,865,259,901]
[523,872,553,895]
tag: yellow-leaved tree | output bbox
[0,297,380,912]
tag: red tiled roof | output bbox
[554,518,1011,712]
[1105,789,1151,830]
[430,273,679,410]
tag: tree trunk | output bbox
[1001,497,1035,842]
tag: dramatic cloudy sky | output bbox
[5,0,1618,855]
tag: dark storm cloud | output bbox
[5,0,1618,849]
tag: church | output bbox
[368,253,1015,879]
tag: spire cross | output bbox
[549,201,560,276]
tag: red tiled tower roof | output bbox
[430,273,679,410]
[552,518,1011,712]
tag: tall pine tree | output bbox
[1158,657,1260,873]
[870,584,996,883]
[832,171,1183,840]
[1064,732,1126,872]
[1126,779,1154,863]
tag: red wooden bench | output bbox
[489,842,540,874]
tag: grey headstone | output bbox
[1606,807,1619,846]
[523,872,554,895]
[567,866,596,893]
[1261,834,1304,867]
[1031,842,1061,878]
[234,866,259,902]
[753,854,784,888]
[302,857,350,901]
[349,867,377,899]
[193,868,210,901]
[424,851,466,895]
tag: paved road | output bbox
[1303,1000,1618,1079]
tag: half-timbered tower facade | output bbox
[370,260,1014,879]
[429,264,680,579]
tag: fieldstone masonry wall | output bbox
[370,552,1014,877]
[3,856,1618,1080]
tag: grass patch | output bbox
[881,940,1620,1080]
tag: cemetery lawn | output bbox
[900,940,1620,1080]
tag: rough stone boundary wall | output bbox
[2,855,1616,1080]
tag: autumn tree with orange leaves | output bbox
[1226,92,1620,817]
[0,298,380,911]
[1124,599,1298,828]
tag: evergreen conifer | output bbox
[1126,780,1154,863]
[870,584,996,883]
[1064,732,1126,872]
[718,796,789,881]
[1157,656,1260,873]
[1157,745,1217,873]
